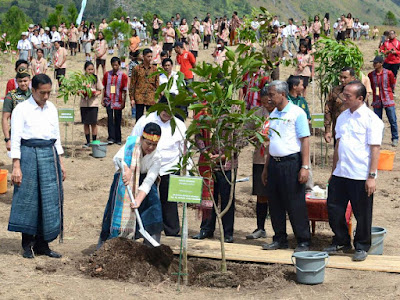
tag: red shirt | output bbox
[176,50,196,79]
[5,78,17,96]
[102,70,128,110]
[242,71,269,110]
[380,38,400,64]
[369,68,396,108]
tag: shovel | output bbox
[116,159,160,247]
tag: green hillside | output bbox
[0,0,398,25]
[250,0,400,25]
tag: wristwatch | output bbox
[368,172,377,179]
[301,165,310,170]
[4,138,10,143]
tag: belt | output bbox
[271,152,300,162]
[21,138,56,148]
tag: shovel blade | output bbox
[139,228,160,247]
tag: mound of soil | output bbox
[180,258,294,289]
[82,238,174,283]
[81,238,294,289]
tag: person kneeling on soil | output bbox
[98,122,163,248]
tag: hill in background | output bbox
[0,0,399,25]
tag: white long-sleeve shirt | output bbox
[17,39,32,50]
[131,112,186,176]
[113,144,161,195]
[50,31,61,43]
[159,71,180,95]
[11,96,64,159]
[30,35,41,47]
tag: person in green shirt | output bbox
[287,75,314,192]
[287,75,311,121]
[2,67,32,151]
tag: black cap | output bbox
[16,67,30,79]
[372,56,384,63]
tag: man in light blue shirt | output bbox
[261,80,311,252]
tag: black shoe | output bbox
[35,248,62,258]
[224,236,234,243]
[116,141,122,145]
[23,247,34,259]
[294,242,310,252]
[323,244,352,254]
[352,250,368,261]
[262,241,288,250]
[107,139,115,145]
[192,231,213,240]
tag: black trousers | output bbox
[159,174,180,236]
[153,28,159,38]
[22,233,50,252]
[383,62,400,79]
[200,170,235,237]
[327,176,373,251]
[336,31,345,41]
[135,104,151,122]
[267,153,311,244]
[106,106,122,143]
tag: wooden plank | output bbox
[163,237,400,273]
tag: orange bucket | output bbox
[0,169,8,193]
[378,150,395,171]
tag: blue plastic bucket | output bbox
[369,226,387,255]
[291,251,329,285]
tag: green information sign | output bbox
[58,108,75,123]
[311,113,324,129]
[168,175,203,204]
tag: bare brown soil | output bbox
[0,38,399,299]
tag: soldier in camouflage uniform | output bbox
[2,67,31,151]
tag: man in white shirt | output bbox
[30,30,41,59]
[272,15,280,27]
[324,81,383,262]
[50,26,61,65]
[131,17,142,32]
[50,26,61,43]
[159,58,188,120]
[333,18,340,39]
[261,81,311,252]
[251,17,261,41]
[160,58,179,94]
[131,98,187,236]
[41,27,52,60]
[17,32,32,61]
[353,18,362,41]
[283,18,298,54]
[9,74,66,259]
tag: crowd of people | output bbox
[2,9,398,264]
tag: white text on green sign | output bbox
[58,109,75,123]
[168,175,203,204]
[311,113,324,129]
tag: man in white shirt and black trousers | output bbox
[261,80,311,252]
[131,96,186,236]
[8,74,66,259]
[324,81,383,262]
